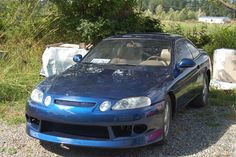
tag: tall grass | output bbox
[0,0,59,124]
[0,1,62,77]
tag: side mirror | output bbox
[73,54,82,63]
[176,58,196,69]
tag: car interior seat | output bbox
[160,49,171,65]
[110,46,142,65]
[140,49,171,66]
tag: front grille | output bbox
[54,99,96,107]
[41,121,110,139]
[112,125,132,137]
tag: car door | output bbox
[185,40,204,98]
[173,39,199,108]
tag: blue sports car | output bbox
[26,33,211,148]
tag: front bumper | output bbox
[26,99,165,148]
[26,125,163,148]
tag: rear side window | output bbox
[175,40,193,63]
[185,41,200,58]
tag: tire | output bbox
[39,140,52,147]
[159,95,172,144]
[192,73,209,107]
[39,140,48,146]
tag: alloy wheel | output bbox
[164,101,171,137]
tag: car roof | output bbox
[104,33,184,41]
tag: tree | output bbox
[138,0,235,17]
[50,0,163,44]
[155,5,165,19]
[217,0,236,11]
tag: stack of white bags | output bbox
[40,43,88,77]
[210,48,236,90]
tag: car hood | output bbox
[40,64,173,100]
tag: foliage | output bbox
[153,5,199,21]
[138,0,189,12]
[138,0,235,18]
[0,1,59,45]
[0,19,5,43]
[164,21,236,56]
[164,22,211,48]
[216,0,236,11]
[76,14,162,44]
[204,26,236,56]
[185,26,211,48]
[49,0,163,44]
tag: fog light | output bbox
[44,96,51,107]
[100,101,111,112]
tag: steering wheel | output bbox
[146,56,168,65]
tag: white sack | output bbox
[211,48,236,90]
[40,46,88,77]
[213,49,236,83]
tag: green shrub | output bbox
[164,22,236,57]
[77,15,162,44]
[185,26,211,48]
[204,27,236,56]
[50,0,163,44]
[164,22,211,48]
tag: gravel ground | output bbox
[0,105,236,157]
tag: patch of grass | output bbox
[223,111,236,121]
[209,89,236,107]
[7,147,17,155]
[0,101,26,125]
[0,147,17,155]
[209,89,236,121]
[0,67,42,124]
[205,121,221,128]
[0,147,6,153]
[0,44,43,125]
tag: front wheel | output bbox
[160,95,172,144]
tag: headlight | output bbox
[30,89,43,104]
[112,97,151,110]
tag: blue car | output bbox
[26,33,211,148]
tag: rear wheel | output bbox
[192,74,209,107]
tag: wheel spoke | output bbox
[164,102,170,136]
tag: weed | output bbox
[7,147,17,155]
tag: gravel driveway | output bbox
[0,105,236,157]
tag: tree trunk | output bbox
[217,0,236,11]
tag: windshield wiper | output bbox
[113,64,137,66]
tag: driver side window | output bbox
[175,40,193,63]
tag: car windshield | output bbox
[82,39,172,66]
